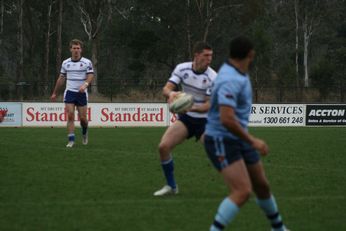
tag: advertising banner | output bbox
[22,103,169,127]
[23,103,69,127]
[249,104,305,127]
[305,104,346,126]
[94,103,168,127]
[0,102,22,127]
[13,102,346,127]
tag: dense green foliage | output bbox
[1,127,345,230]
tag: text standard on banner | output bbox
[12,102,346,127]
[22,103,169,127]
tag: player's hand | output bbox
[50,93,57,101]
[177,108,189,114]
[183,104,197,113]
[167,91,181,104]
[79,84,87,92]
[250,136,269,156]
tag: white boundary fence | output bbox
[0,102,345,127]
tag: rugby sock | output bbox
[81,121,88,135]
[68,133,75,142]
[256,195,285,231]
[82,125,88,135]
[161,158,176,189]
[210,197,240,231]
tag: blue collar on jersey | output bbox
[71,57,82,62]
[191,63,208,75]
[225,59,247,76]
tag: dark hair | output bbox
[192,41,212,54]
[69,39,83,48]
[229,36,254,59]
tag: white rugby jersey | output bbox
[168,62,217,118]
[60,57,94,92]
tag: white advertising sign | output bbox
[22,103,169,127]
[0,102,22,127]
[93,103,168,127]
[249,104,306,127]
[16,102,346,127]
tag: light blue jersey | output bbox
[205,61,252,139]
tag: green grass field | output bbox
[1,127,345,231]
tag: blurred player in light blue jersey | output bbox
[51,39,94,148]
[204,36,290,231]
[153,42,217,196]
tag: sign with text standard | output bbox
[22,103,168,127]
[305,104,346,126]
[12,102,346,127]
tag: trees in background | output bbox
[0,0,344,101]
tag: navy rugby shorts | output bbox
[178,113,207,141]
[204,135,260,171]
[64,90,87,106]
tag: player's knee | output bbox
[67,113,74,121]
[158,142,171,156]
[158,142,167,154]
[79,116,88,125]
[232,186,252,205]
[240,190,252,204]
[80,118,88,127]
[241,186,252,200]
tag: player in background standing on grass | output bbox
[204,36,290,231]
[153,41,217,196]
[50,39,94,148]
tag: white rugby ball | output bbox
[169,92,194,113]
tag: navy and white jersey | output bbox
[205,61,252,139]
[60,57,94,92]
[168,62,217,118]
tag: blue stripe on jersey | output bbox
[194,72,209,77]
[65,60,89,65]
[179,67,211,78]
[65,70,88,73]
[179,67,192,72]
[173,73,182,79]
[168,80,179,88]
[67,78,87,81]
